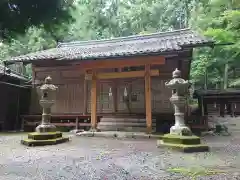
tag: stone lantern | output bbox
[157,68,209,153]
[21,76,69,147]
[165,68,192,136]
[36,76,58,133]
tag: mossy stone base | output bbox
[28,132,62,140]
[21,131,69,147]
[158,133,209,153]
[162,134,201,145]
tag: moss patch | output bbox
[162,134,201,145]
[167,167,225,179]
[28,131,62,140]
[21,137,69,147]
[160,141,209,152]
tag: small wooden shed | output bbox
[0,65,31,131]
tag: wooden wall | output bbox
[30,54,190,115]
[30,65,85,114]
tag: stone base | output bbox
[35,124,57,133]
[89,128,101,132]
[170,125,192,136]
[21,131,69,147]
[157,133,209,153]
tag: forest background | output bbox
[0,0,239,89]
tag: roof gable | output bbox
[5,29,214,64]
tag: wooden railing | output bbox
[21,114,102,131]
[187,115,208,130]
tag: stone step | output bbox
[97,126,156,132]
[97,116,156,132]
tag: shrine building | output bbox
[4,29,214,133]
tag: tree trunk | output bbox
[204,69,208,90]
[223,63,229,89]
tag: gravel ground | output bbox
[0,133,240,180]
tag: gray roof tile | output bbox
[5,29,214,63]
[0,65,29,81]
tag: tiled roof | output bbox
[5,29,214,64]
[0,65,28,81]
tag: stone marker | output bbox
[21,76,69,146]
[157,68,209,152]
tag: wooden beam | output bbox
[77,56,165,70]
[90,71,97,129]
[85,70,159,80]
[145,64,152,134]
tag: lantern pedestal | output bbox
[157,134,209,153]
[21,132,69,147]
[158,69,209,153]
[21,76,69,147]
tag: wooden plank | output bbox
[52,123,91,127]
[21,114,93,119]
[90,71,97,129]
[145,64,152,133]
[190,125,208,129]
[25,122,91,127]
[86,70,159,80]
[77,56,165,70]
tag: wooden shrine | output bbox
[4,29,214,133]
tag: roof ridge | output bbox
[57,28,192,48]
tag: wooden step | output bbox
[100,117,156,123]
[97,116,156,132]
[97,122,156,127]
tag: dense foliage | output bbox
[0,0,239,87]
[0,0,73,39]
[190,0,240,88]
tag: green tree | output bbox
[190,0,240,88]
[0,0,73,40]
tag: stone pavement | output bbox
[76,131,163,139]
[0,133,240,180]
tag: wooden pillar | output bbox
[83,77,88,115]
[112,83,118,113]
[112,68,119,113]
[90,71,97,129]
[145,64,152,133]
[75,117,79,130]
